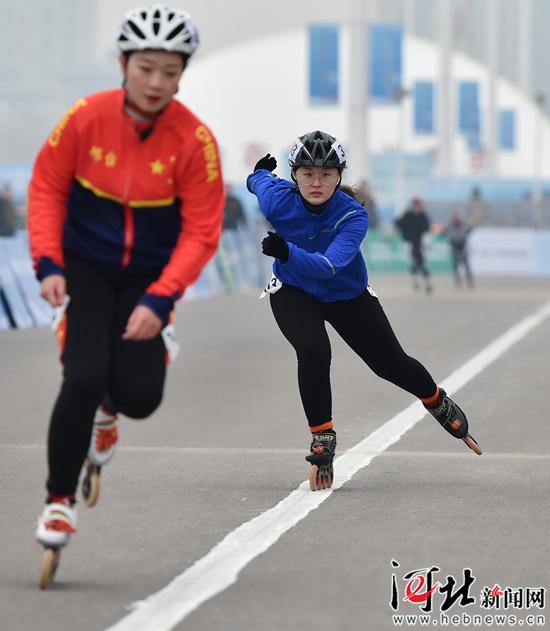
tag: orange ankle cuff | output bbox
[421,387,440,407]
[309,421,334,433]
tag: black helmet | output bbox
[288,130,346,169]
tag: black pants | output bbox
[451,245,473,286]
[410,241,430,278]
[47,255,166,495]
[270,284,437,427]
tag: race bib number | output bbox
[51,295,71,332]
[259,274,283,299]
[161,323,181,362]
[288,139,304,164]
[331,138,346,165]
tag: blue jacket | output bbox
[247,170,369,301]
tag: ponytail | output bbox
[339,184,367,208]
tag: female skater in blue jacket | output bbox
[247,131,481,491]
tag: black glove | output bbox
[261,231,289,262]
[254,153,277,172]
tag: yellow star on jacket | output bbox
[150,159,165,175]
[105,151,117,168]
[89,146,103,162]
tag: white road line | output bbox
[99,300,550,631]
[4,444,550,461]
[381,451,550,460]
[0,444,305,455]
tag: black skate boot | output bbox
[423,388,482,455]
[305,430,336,491]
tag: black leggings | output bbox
[451,245,473,285]
[410,242,430,277]
[270,284,437,427]
[47,255,166,495]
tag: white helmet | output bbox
[116,5,199,57]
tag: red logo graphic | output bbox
[404,574,441,604]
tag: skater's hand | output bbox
[41,274,66,307]
[123,305,163,341]
[262,231,289,262]
[254,154,277,172]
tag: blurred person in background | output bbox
[445,212,474,288]
[222,183,246,232]
[395,196,433,294]
[357,179,379,229]
[466,185,489,227]
[248,131,481,492]
[0,183,17,237]
[28,4,224,573]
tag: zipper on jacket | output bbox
[121,143,137,268]
[121,204,135,267]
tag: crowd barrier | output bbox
[1,226,549,330]
[0,233,50,330]
[0,225,273,330]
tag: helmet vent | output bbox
[128,21,146,39]
[167,23,185,40]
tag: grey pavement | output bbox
[1,274,549,631]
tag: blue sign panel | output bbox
[308,25,339,105]
[369,24,403,102]
[413,81,435,134]
[499,109,516,150]
[458,81,481,150]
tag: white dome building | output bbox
[179,27,550,209]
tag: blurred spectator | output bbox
[222,184,246,232]
[395,197,433,294]
[356,179,379,229]
[0,183,17,236]
[466,185,488,227]
[445,212,474,288]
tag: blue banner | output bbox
[499,109,516,150]
[369,24,403,102]
[458,81,481,150]
[308,25,339,105]
[413,81,435,134]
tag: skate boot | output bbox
[305,430,337,491]
[423,388,482,455]
[35,498,77,589]
[82,406,118,507]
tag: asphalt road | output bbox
[1,274,549,631]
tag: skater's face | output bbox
[294,167,340,205]
[120,51,185,113]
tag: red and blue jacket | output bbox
[28,89,225,322]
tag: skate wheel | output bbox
[309,465,320,491]
[309,464,334,491]
[82,462,100,507]
[39,548,61,590]
[463,434,482,456]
